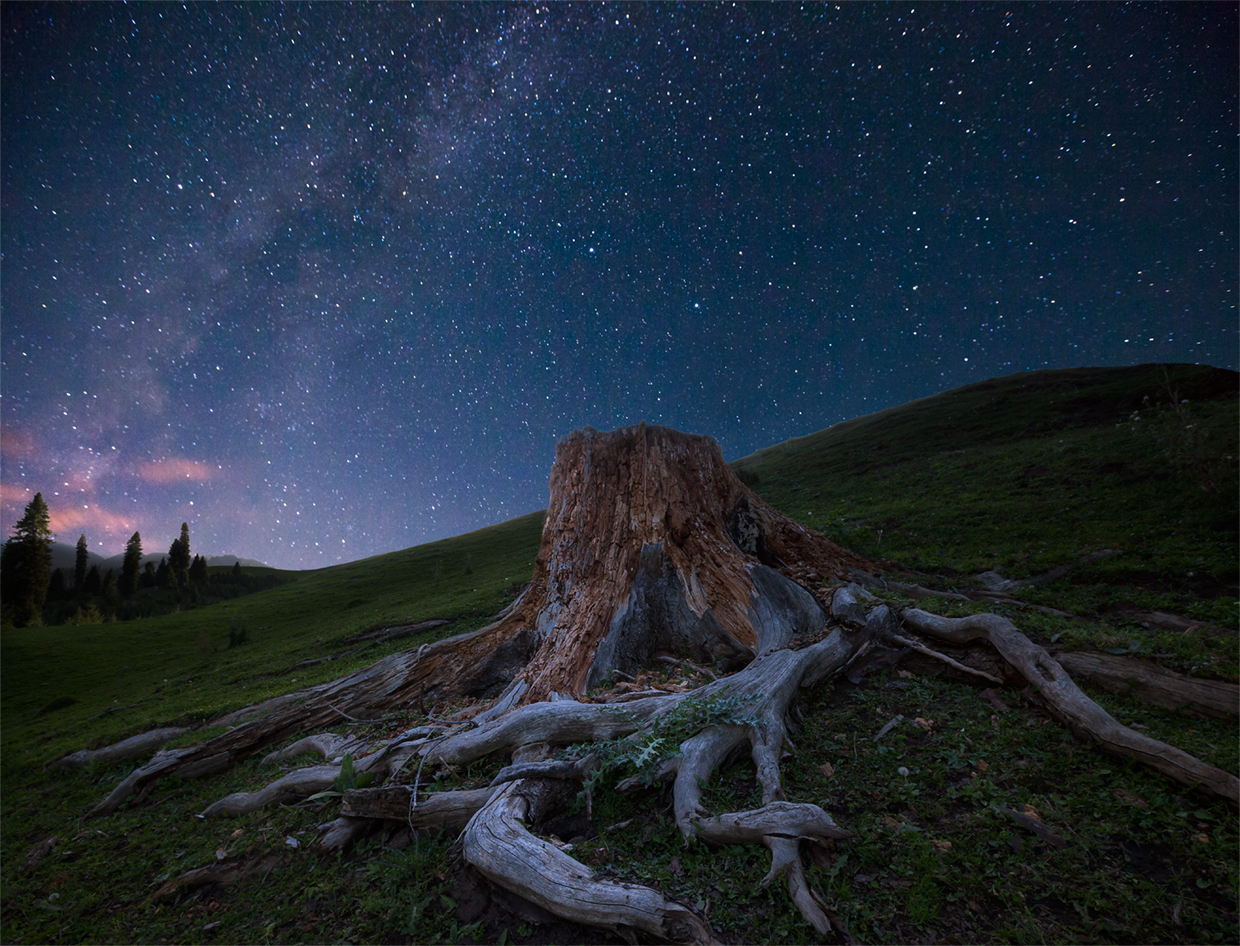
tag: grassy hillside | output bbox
[2,511,545,767]
[2,364,1236,945]
[735,362,1237,613]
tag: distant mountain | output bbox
[29,540,267,576]
[202,555,269,568]
[95,552,269,572]
[47,541,107,575]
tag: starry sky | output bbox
[2,3,1236,570]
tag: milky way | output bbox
[2,3,1235,569]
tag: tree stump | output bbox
[71,422,1238,941]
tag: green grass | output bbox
[1,511,544,768]
[2,364,1236,944]
[733,363,1237,586]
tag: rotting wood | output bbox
[342,785,499,828]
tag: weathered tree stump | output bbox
[68,423,1238,941]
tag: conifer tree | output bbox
[168,522,191,587]
[74,534,89,591]
[101,568,118,606]
[48,568,67,601]
[120,532,143,598]
[3,492,55,626]
[83,563,102,596]
[189,553,208,583]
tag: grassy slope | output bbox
[1,511,545,768]
[1,364,1236,945]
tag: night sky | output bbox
[2,3,1235,570]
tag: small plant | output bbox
[1125,368,1234,494]
[64,604,104,626]
[228,614,250,647]
[564,690,760,805]
[307,752,376,804]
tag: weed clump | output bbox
[228,614,251,647]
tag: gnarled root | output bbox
[260,732,370,766]
[462,777,715,943]
[201,729,430,818]
[343,784,500,829]
[91,747,231,817]
[901,608,1240,806]
[392,624,871,939]
[200,764,342,818]
[1054,650,1239,719]
[48,727,189,770]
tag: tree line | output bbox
[1,492,290,628]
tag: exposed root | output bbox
[91,748,230,817]
[901,607,1240,806]
[764,836,832,936]
[151,851,283,901]
[260,732,369,766]
[1054,650,1239,719]
[49,727,188,770]
[77,589,1235,940]
[343,784,500,829]
[315,815,372,852]
[462,778,715,943]
[203,732,428,818]
[423,695,676,767]
[692,802,852,845]
[200,764,341,818]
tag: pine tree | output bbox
[0,541,15,621]
[189,554,208,583]
[48,568,67,601]
[169,522,191,587]
[74,534,89,591]
[3,492,55,626]
[83,563,102,595]
[101,568,118,606]
[120,532,143,598]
